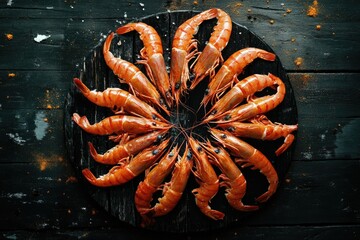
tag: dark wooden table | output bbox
[1,0,359,239]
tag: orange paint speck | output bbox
[34,153,64,171]
[8,73,16,78]
[39,160,48,171]
[5,33,13,40]
[301,73,312,86]
[307,0,319,17]
[294,57,303,67]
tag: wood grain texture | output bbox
[0,0,359,238]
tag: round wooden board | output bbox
[64,10,298,233]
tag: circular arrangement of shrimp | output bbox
[72,9,298,226]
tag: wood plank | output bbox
[1,1,359,71]
[0,0,173,19]
[0,19,117,70]
[291,73,360,119]
[1,225,359,240]
[0,160,358,230]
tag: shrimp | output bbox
[170,8,218,105]
[116,23,172,107]
[210,128,278,203]
[204,74,277,122]
[88,130,168,165]
[82,139,169,187]
[213,73,285,124]
[218,115,298,156]
[103,32,169,115]
[72,113,170,135]
[203,141,259,211]
[190,8,232,90]
[201,48,276,107]
[134,146,179,217]
[188,137,224,220]
[73,78,166,122]
[149,144,193,218]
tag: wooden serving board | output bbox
[64,10,298,233]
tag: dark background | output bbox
[0,0,359,239]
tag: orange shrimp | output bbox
[134,146,179,216]
[218,115,298,156]
[116,23,172,107]
[103,32,169,115]
[203,141,259,211]
[170,8,218,105]
[73,78,166,122]
[149,144,193,218]
[201,48,276,107]
[210,128,278,203]
[188,137,224,220]
[88,130,168,165]
[82,139,169,187]
[190,8,232,90]
[72,113,170,135]
[204,74,277,122]
[213,73,285,124]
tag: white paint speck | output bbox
[99,32,107,39]
[6,192,27,199]
[124,12,127,18]
[3,233,17,240]
[37,176,55,181]
[34,34,51,43]
[7,0,13,6]
[71,222,79,226]
[320,134,325,140]
[139,2,144,7]
[156,15,159,19]
[46,6,54,10]
[302,152,312,160]
[34,111,48,140]
[6,133,26,145]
